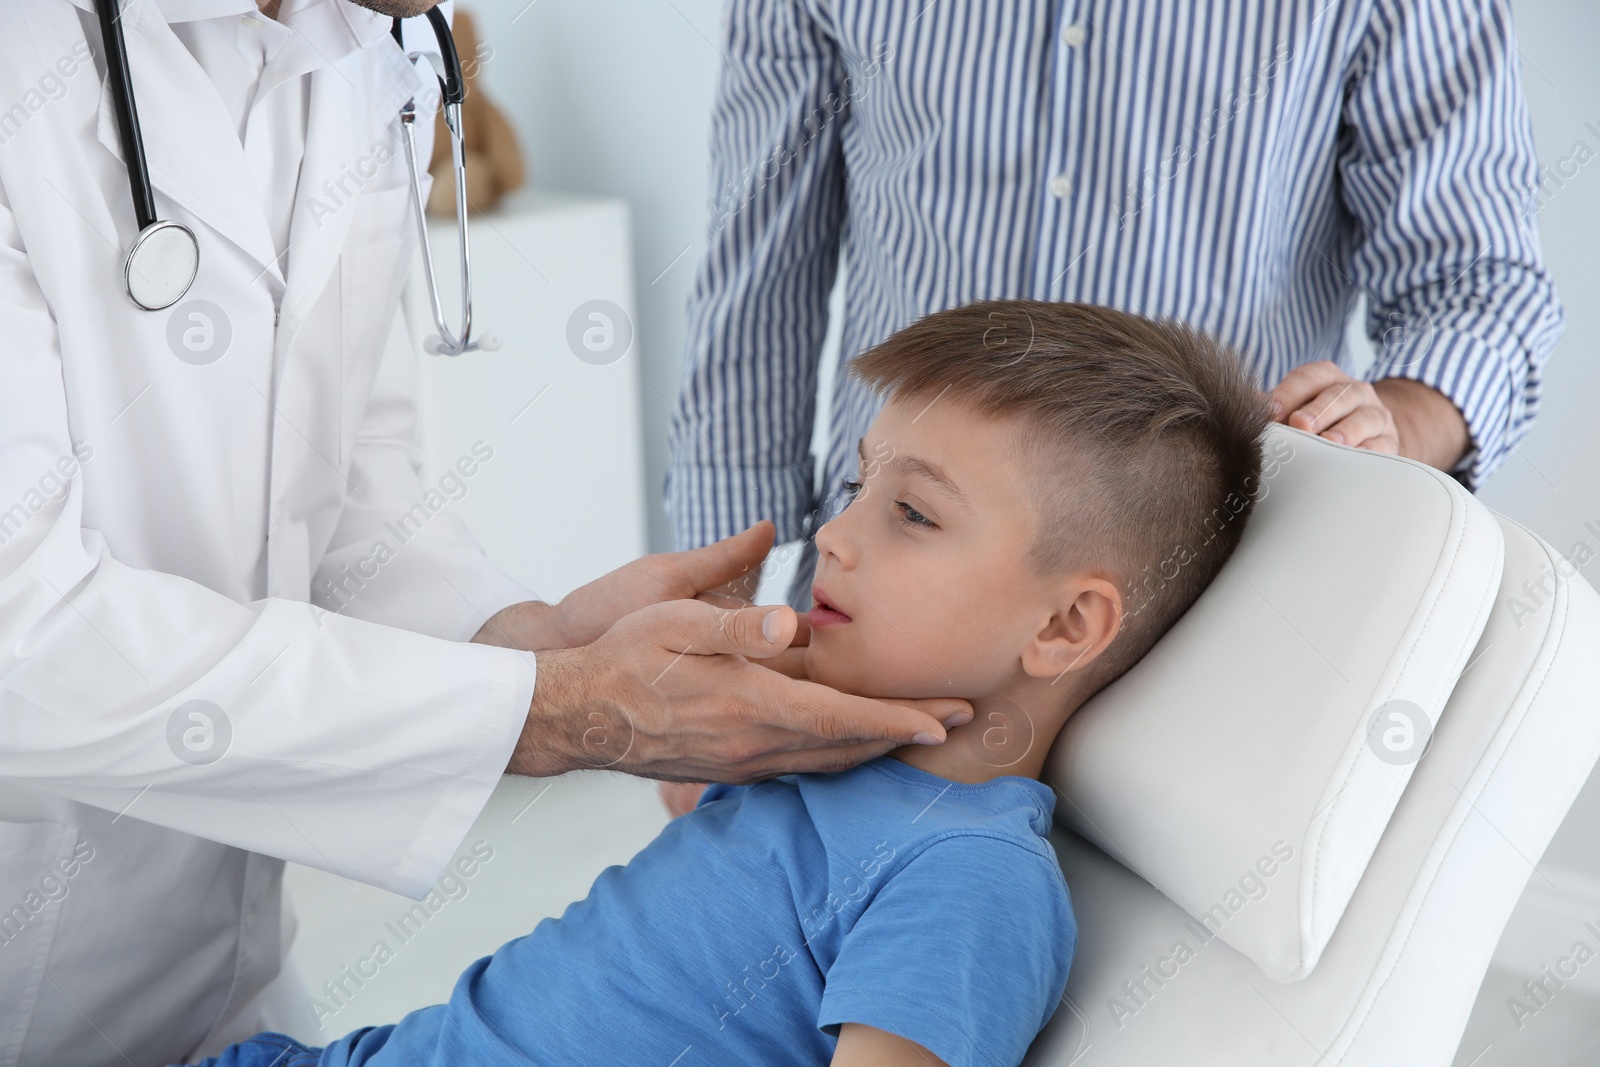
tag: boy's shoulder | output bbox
[810,770,1078,1067]
[705,756,1053,822]
[700,756,1063,878]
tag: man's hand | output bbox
[506,599,973,782]
[471,521,780,651]
[655,611,813,816]
[1267,361,1470,473]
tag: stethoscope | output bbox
[94,1,496,356]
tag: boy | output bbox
[185,300,1272,1067]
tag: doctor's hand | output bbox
[504,599,973,784]
[472,521,780,652]
[656,612,812,817]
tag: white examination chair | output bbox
[1028,424,1600,1067]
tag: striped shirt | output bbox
[665,0,1563,606]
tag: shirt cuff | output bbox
[1367,326,1518,494]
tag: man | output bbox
[0,2,968,1063]
[667,0,1562,604]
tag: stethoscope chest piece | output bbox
[124,220,199,311]
[96,1,491,345]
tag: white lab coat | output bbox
[0,2,539,1064]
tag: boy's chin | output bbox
[803,646,948,701]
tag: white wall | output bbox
[458,0,724,553]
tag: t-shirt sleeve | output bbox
[817,833,1077,1067]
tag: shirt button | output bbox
[1062,23,1088,48]
[1049,173,1072,198]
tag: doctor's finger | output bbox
[748,613,813,676]
[695,587,752,610]
[626,598,793,660]
[694,602,799,659]
[752,645,808,679]
[671,521,777,597]
[759,677,970,747]
[735,739,912,780]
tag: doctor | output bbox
[0,2,970,1064]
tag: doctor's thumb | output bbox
[702,604,797,659]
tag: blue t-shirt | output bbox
[318,757,1077,1067]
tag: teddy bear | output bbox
[425,7,525,216]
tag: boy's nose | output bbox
[813,514,851,567]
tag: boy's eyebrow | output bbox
[858,438,975,515]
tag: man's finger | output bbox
[765,677,953,747]
[639,601,816,686]
[731,739,908,782]
[1267,360,1345,419]
[1324,404,1398,452]
[752,646,809,679]
[695,588,751,610]
[653,600,795,660]
[1286,379,1365,436]
[878,696,975,728]
[672,521,776,596]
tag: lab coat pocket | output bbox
[0,820,81,1067]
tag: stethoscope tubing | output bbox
[96,0,158,233]
[394,9,466,109]
[92,1,488,345]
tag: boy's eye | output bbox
[896,502,934,528]
[839,476,935,530]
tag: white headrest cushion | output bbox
[1044,424,1504,981]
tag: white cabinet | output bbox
[403,189,647,602]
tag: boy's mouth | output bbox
[809,584,853,627]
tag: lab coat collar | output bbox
[78,0,419,295]
[275,23,421,343]
[64,0,395,49]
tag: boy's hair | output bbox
[849,299,1273,696]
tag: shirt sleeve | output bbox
[1339,0,1564,492]
[663,0,848,551]
[818,833,1077,1067]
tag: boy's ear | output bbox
[1020,576,1123,682]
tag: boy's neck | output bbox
[886,688,1083,785]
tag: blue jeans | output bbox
[178,1031,324,1067]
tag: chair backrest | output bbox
[1046,425,1503,981]
[1030,432,1600,1065]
